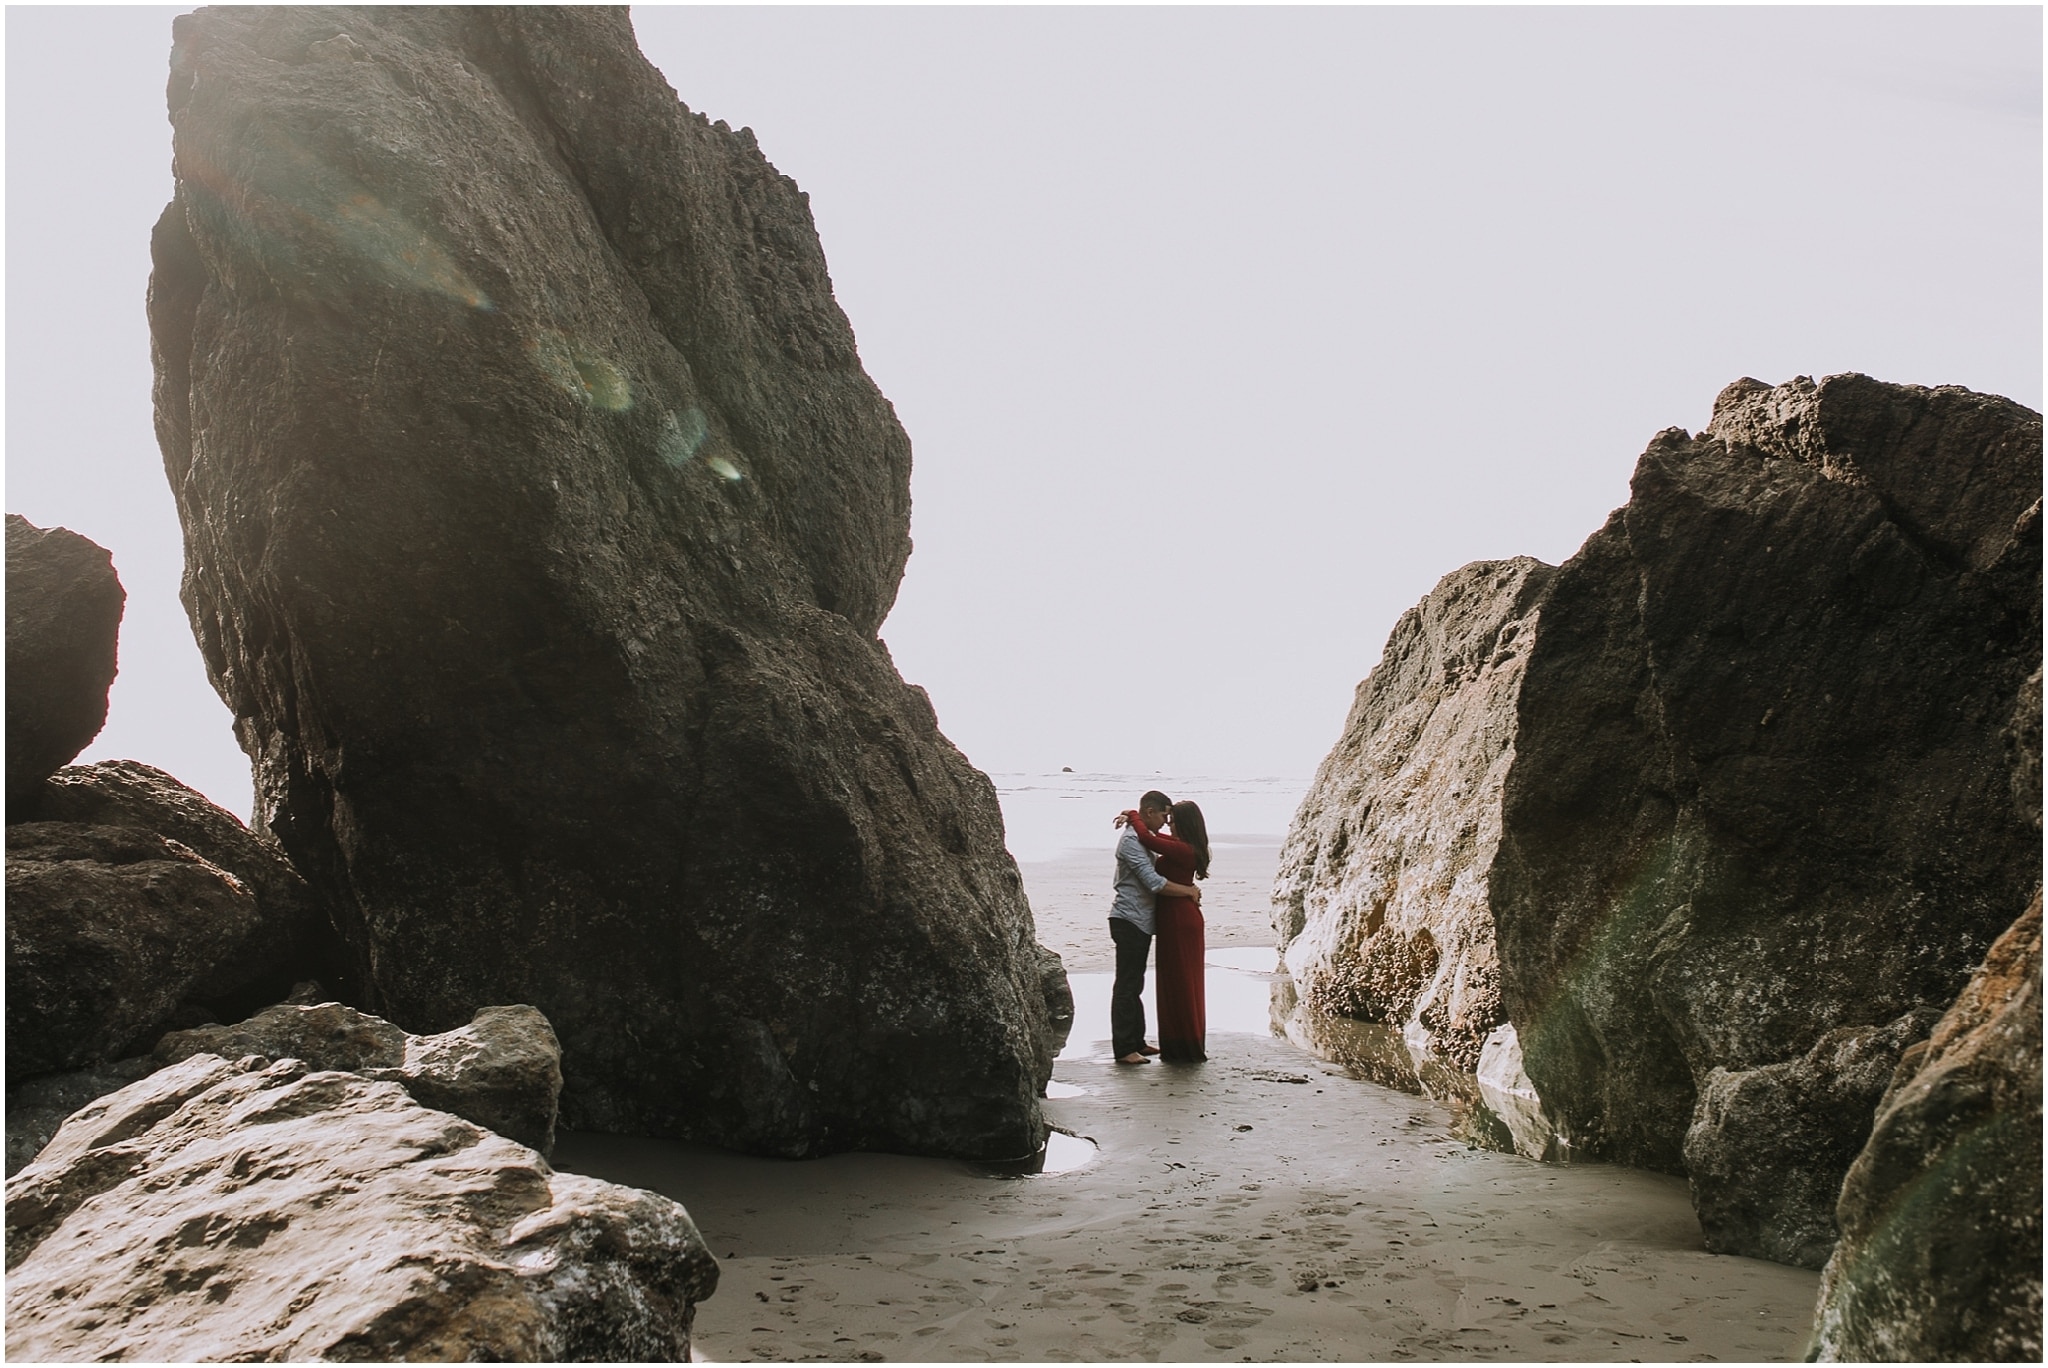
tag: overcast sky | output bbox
[7,5,2041,822]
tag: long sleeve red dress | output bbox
[1127,813,1207,1062]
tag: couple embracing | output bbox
[1107,790,1211,1065]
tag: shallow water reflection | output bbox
[976,1128,1097,1178]
[1206,946,1281,974]
[1268,970,1553,1159]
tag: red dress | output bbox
[1129,814,1207,1062]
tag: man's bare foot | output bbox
[1116,1052,1149,1065]
[1139,1044,1160,1055]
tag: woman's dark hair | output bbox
[1170,801,1210,880]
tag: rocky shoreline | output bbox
[5,4,2038,1361]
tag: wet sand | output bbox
[556,952,1822,1362]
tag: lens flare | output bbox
[658,408,709,467]
[332,190,492,310]
[529,330,633,411]
[177,131,493,312]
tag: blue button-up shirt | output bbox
[1110,824,1167,935]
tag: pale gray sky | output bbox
[8,5,2041,821]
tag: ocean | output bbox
[987,770,1311,864]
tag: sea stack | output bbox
[1492,374,2040,1263]
[148,6,1063,1159]
[1281,373,2041,1273]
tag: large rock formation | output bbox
[1271,557,1562,1154]
[6,1052,718,1360]
[149,6,1059,1159]
[157,1000,564,1156]
[1490,374,2041,1263]
[1807,893,2042,1361]
[5,515,124,810]
[1683,1007,1941,1268]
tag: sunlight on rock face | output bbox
[704,455,744,482]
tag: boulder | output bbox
[148,6,1058,1158]
[157,998,399,1067]
[5,515,124,810]
[5,1053,717,1360]
[7,763,341,1087]
[1490,374,2041,1261]
[156,1000,563,1156]
[1684,1008,1939,1268]
[1810,892,2042,1361]
[5,822,265,1079]
[1274,557,1555,1092]
[29,759,346,1003]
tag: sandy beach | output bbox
[557,906,1825,1362]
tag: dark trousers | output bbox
[1109,916,1153,1057]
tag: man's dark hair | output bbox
[1140,790,1172,811]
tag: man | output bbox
[1109,789,1202,1065]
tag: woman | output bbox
[1123,800,1209,1063]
